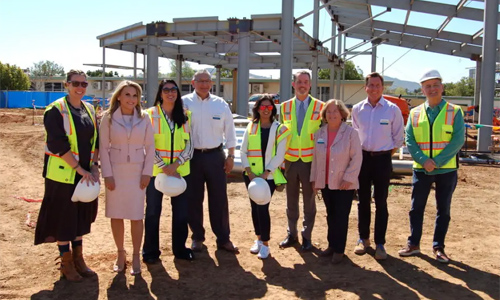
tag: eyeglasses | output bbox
[195,80,212,84]
[162,86,178,93]
[68,81,89,88]
[259,105,274,111]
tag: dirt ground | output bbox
[0,108,499,300]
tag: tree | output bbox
[167,60,196,80]
[444,77,475,96]
[86,70,119,77]
[318,61,364,80]
[0,62,30,90]
[30,60,65,91]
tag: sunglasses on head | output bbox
[259,105,274,111]
[162,86,178,93]
[68,81,88,88]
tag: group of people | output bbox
[34,67,464,282]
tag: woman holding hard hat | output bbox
[142,79,194,264]
[241,94,290,259]
[35,70,100,282]
[99,80,155,275]
[310,99,362,264]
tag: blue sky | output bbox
[0,0,495,84]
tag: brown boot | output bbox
[72,245,96,277]
[58,251,83,282]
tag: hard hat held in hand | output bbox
[71,179,100,203]
[155,173,187,197]
[248,177,271,205]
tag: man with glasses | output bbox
[182,69,238,253]
[279,71,324,251]
[398,69,464,264]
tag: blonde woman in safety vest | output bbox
[398,70,464,264]
[241,94,290,259]
[34,70,99,282]
[142,79,195,264]
[279,71,324,251]
[99,80,155,275]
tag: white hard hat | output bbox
[154,173,187,197]
[248,177,271,205]
[71,180,100,203]
[420,69,442,83]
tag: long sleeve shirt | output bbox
[351,97,405,151]
[405,100,464,175]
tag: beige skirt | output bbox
[105,162,145,220]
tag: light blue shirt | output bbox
[405,100,464,175]
[351,97,405,152]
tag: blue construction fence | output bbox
[0,91,109,108]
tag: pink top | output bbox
[325,129,338,184]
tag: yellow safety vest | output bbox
[280,96,323,162]
[148,105,191,177]
[409,101,463,169]
[44,97,97,184]
[245,121,290,185]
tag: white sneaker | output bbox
[250,240,263,254]
[257,245,270,259]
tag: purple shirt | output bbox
[351,96,404,152]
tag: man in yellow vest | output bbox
[398,69,464,264]
[279,71,324,251]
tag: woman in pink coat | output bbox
[99,81,155,275]
[310,99,362,264]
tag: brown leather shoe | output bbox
[218,241,239,253]
[58,251,83,282]
[72,245,96,277]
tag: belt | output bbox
[194,144,223,153]
[363,150,392,157]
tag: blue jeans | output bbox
[143,175,190,260]
[408,170,457,249]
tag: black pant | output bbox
[143,175,190,260]
[188,149,230,246]
[322,188,354,254]
[243,174,276,242]
[357,151,392,245]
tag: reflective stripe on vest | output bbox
[410,102,462,169]
[245,121,288,185]
[280,96,323,162]
[147,105,191,177]
[44,97,97,184]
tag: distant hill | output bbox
[385,76,420,92]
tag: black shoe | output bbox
[279,234,298,248]
[301,238,313,251]
[175,248,195,261]
[319,247,334,257]
[142,257,161,264]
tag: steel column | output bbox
[146,37,158,107]
[176,55,182,85]
[311,0,319,98]
[237,31,250,116]
[477,0,498,152]
[216,65,222,97]
[280,0,294,102]
[473,59,481,122]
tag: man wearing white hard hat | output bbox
[398,69,464,264]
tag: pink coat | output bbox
[310,122,362,190]
[99,108,155,178]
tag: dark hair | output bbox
[365,72,384,86]
[293,70,311,82]
[65,69,86,82]
[251,94,277,122]
[154,79,187,128]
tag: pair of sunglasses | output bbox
[162,86,178,93]
[68,81,89,88]
[259,105,274,111]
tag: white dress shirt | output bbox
[351,96,404,152]
[182,92,236,149]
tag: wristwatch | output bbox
[227,154,235,159]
